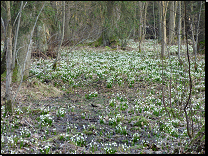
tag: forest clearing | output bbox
[1,1,205,154]
[1,39,205,154]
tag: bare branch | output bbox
[13,2,46,102]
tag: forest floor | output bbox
[1,39,205,154]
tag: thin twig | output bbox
[161,50,171,120]
[25,119,35,129]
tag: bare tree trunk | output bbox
[1,33,7,75]
[72,1,78,43]
[184,1,192,139]
[158,1,162,42]
[52,1,65,70]
[58,1,65,60]
[182,2,186,45]
[65,1,71,40]
[16,2,42,82]
[142,2,149,41]
[190,1,202,70]
[138,1,144,51]
[101,1,114,47]
[161,1,169,58]
[194,1,202,67]
[17,34,32,82]
[162,46,171,120]
[178,1,181,60]
[169,1,176,45]
[37,23,48,55]
[153,2,156,39]
[138,1,143,41]
[190,4,196,61]
[13,2,46,101]
[5,1,13,115]
[12,1,23,70]
[133,2,137,38]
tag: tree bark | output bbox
[182,2,186,45]
[13,2,46,101]
[184,1,192,139]
[190,1,202,68]
[138,1,144,42]
[102,1,114,47]
[168,1,176,45]
[153,2,156,39]
[161,1,169,58]
[142,2,149,41]
[5,1,13,115]
[13,1,23,70]
[65,1,71,41]
[158,1,162,42]
[52,1,65,70]
[1,16,7,74]
[17,34,32,82]
[37,23,48,54]
[1,41,7,75]
[138,1,144,51]
[178,1,181,60]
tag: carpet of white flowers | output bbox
[1,39,205,154]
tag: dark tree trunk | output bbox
[102,1,114,47]
[1,41,7,75]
